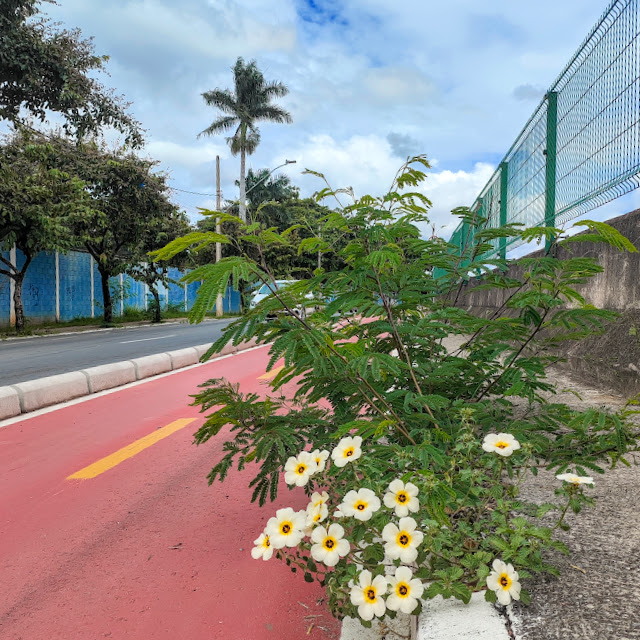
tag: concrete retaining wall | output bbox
[456,208,640,312]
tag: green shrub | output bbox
[155,156,640,623]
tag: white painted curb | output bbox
[0,386,21,420]
[0,340,262,419]
[339,596,511,640]
[11,372,90,413]
[82,361,137,393]
[416,593,510,639]
[167,347,199,369]
[130,353,172,379]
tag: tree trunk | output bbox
[13,272,26,333]
[151,286,161,323]
[239,146,247,223]
[98,266,113,324]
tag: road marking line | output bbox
[120,334,176,344]
[67,418,196,480]
[258,365,284,380]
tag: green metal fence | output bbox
[448,0,640,261]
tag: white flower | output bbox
[556,472,594,486]
[331,436,363,468]
[349,570,387,621]
[310,523,350,567]
[306,502,329,528]
[265,507,306,548]
[387,566,424,614]
[341,488,381,521]
[250,532,273,561]
[383,479,419,517]
[486,559,521,606]
[382,517,424,563]
[284,451,318,487]
[482,433,521,457]
[311,449,330,473]
[309,491,329,509]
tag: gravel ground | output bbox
[512,368,640,640]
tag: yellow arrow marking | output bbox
[258,365,284,381]
[67,418,197,480]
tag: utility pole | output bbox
[216,155,223,317]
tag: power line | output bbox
[171,186,218,197]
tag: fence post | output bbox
[55,251,60,322]
[9,245,16,327]
[90,255,95,318]
[544,91,558,251]
[120,273,124,316]
[499,162,509,259]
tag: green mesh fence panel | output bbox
[446,0,640,260]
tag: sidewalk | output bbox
[340,363,640,640]
[511,368,640,640]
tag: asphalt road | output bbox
[0,345,340,640]
[0,319,235,386]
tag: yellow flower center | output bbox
[313,512,322,522]
[296,464,307,475]
[344,447,355,458]
[365,587,377,603]
[323,537,336,550]
[280,522,292,534]
[396,492,408,504]
[262,536,270,548]
[495,441,508,449]
[355,501,367,512]
[396,583,409,597]
[397,532,411,547]
[499,574,511,590]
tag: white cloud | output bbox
[277,133,495,238]
[421,163,496,238]
[362,67,437,104]
[146,140,230,170]
[43,0,632,238]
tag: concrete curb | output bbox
[339,596,512,640]
[416,594,510,639]
[0,339,261,419]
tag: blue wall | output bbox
[0,248,241,326]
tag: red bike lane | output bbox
[0,346,341,640]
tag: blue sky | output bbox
[43,0,640,240]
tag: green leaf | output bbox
[484,589,497,603]
[567,220,637,252]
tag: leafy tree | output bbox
[196,195,343,280]
[51,136,176,324]
[126,209,191,323]
[199,58,292,222]
[0,128,89,332]
[0,0,142,145]
[243,168,299,211]
[154,156,640,622]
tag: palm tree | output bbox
[199,58,292,222]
